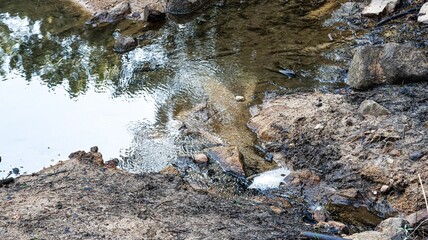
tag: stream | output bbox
[0,0,352,178]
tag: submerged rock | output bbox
[206,146,245,176]
[114,36,138,54]
[347,43,428,89]
[362,0,400,16]
[166,0,208,15]
[87,2,131,25]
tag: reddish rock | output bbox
[207,146,245,176]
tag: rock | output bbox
[362,0,400,16]
[105,159,119,169]
[347,231,388,240]
[270,206,283,214]
[193,153,209,164]
[206,146,245,176]
[87,2,131,25]
[235,96,245,102]
[166,0,208,15]
[114,36,138,54]
[409,151,424,161]
[376,217,409,239]
[315,221,349,234]
[90,146,99,153]
[357,100,390,116]
[380,185,390,194]
[338,188,358,199]
[285,170,320,186]
[418,3,428,24]
[144,3,166,22]
[347,43,428,89]
[313,209,327,222]
[406,209,428,227]
[160,165,180,175]
[92,152,104,166]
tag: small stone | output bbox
[409,151,424,161]
[380,185,390,194]
[193,153,209,164]
[314,124,324,130]
[235,96,245,102]
[92,152,104,166]
[105,159,119,169]
[389,149,400,157]
[313,209,327,222]
[160,165,180,175]
[90,146,98,153]
[316,221,349,234]
[386,158,394,164]
[270,206,283,214]
[358,100,390,116]
[338,188,358,199]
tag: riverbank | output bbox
[1,82,427,239]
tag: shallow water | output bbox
[0,0,351,178]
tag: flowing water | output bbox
[0,0,352,178]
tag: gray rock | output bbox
[87,2,131,25]
[362,0,400,16]
[409,151,424,161]
[376,217,409,239]
[144,3,166,22]
[347,43,428,89]
[114,36,138,54]
[166,0,209,15]
[348,231,388,240]
[357,100,390,116]
[206,146,245,176]
[406,209,428,227]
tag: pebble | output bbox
[409,151,423,161]
[380,185,390,194]
[235,96,245,102]
[193,153,209,164]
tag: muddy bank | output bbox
[0,151,309,239]
[248,81,428,236]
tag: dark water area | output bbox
[0,0,352,177]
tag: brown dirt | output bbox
[0,152,309,239]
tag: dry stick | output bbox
[418,173,428,213]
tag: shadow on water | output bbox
[0,0,353,177]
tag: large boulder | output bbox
[166,0,209,15]
[347,43,428,89]
[113,36,138,54]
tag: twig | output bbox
[418,173,428,213]
[376,6,421,26]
